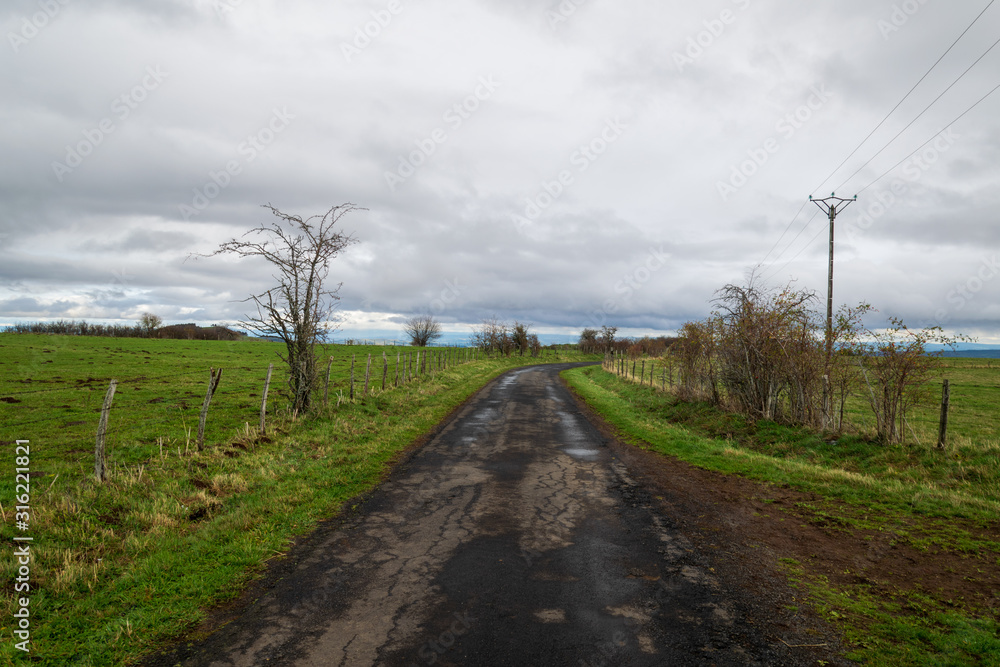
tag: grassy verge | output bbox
[0,335,593,665]
[562,364,1000,666]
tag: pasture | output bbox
[0,333,588,664]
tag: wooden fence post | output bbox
[382,352,388,391]
[197,367,223,451]
[395,351,400,387]
[95,379,117,482]
[260,363,273,436]
[936,379,951,450]
[364,354,372,396]
[350,355,355,400]
[323,357,333,406]
[640,360,645,385]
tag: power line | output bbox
[856,79,1000,194]
[761,1,996,274]
[813,0,996,195]
[836,30,1000,193]
[762,217,831,284]
[764,78,1000,283]
[760,199,809,266]
[761,208,822,281]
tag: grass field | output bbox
[602,356,1000,514]
[0,334,484,477]
[846,357,1000,450]
[563,363,1000,666]
[0,333,594,665]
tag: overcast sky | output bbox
[2,0,999,343]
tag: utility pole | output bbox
[810,193,856,430]
[810,193,857,360]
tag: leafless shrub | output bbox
[851,318,966,444]
[712,280,820,422]
[471,315,512,356]
[673,319,719,403]
[528,333,542,358]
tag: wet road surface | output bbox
[145,363,825,666]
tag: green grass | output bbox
[782,562,1000,666]
[581,362,1000,524]
[562,363,1000,666]
[0,335,483,477]
[839,357,1000,452]
[0,333,594,665]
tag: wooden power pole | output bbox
[810,193,857,429]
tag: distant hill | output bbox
[938,349,1000,359]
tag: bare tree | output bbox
[579,328,599,353]
[599,325,618,353]
[404,315,442,347]
[137,312,162,337]
[511,321,532,356]
[852,318,966,444]
[199,203,361,414]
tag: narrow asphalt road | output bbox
[145,363,824,666]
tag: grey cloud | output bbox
[1,0,998,342]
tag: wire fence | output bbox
[1,345,481,482]
[601,353,1000,448]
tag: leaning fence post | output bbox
[95,379,117,482]
[197,367,223,451]
[260,363,273,436]
[936,379,951,450]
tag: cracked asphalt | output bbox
[143,363,834,666]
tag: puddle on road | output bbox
[562,448,600,460]
[557,410,588,443]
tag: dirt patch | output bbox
[565,377,1000,650]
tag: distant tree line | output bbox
[470,316,541,357]
[578,325,679,357]
[3,314,245,341]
